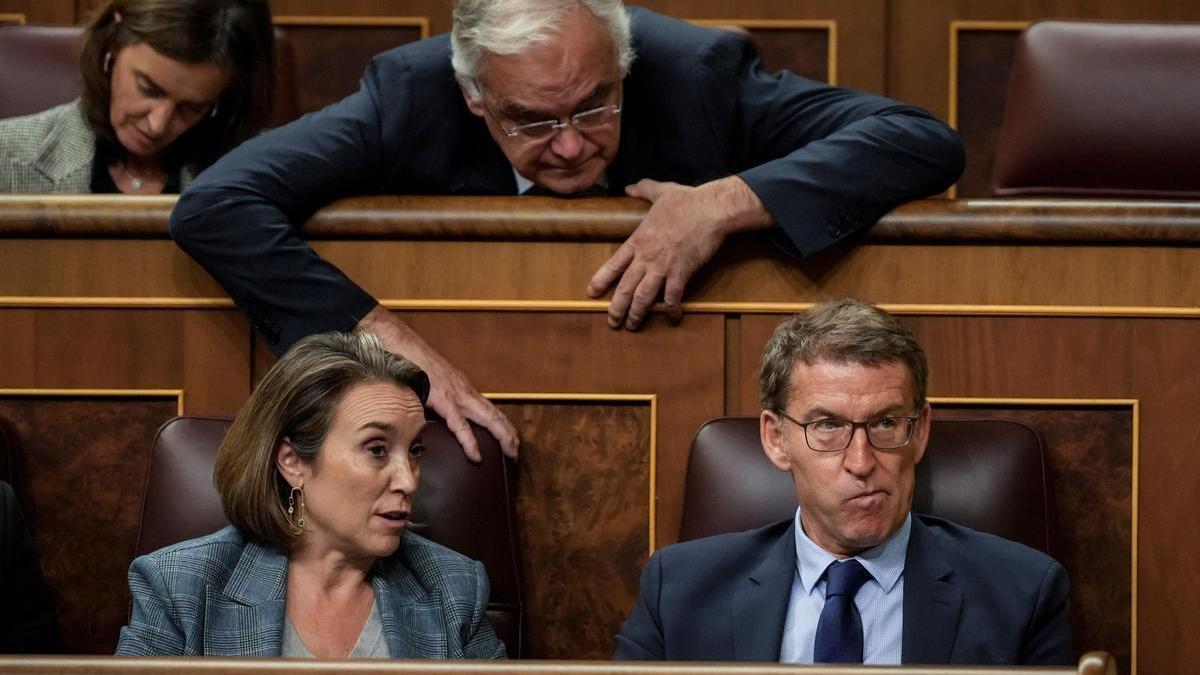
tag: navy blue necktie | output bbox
[813,559,872,663]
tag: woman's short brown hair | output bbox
[79,0,274,171]
[214,332,430,550]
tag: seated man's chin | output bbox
[539,168,601,195]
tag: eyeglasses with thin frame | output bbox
[478,89,622,140]
[776,411,920,453]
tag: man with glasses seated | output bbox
[614,298,1073,665]
[170,0,964,465]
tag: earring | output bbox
[209,102,219,119]
[103,51,113,74]
[286,485,306,531]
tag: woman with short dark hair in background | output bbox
[0,0,273,193]
[116,332,505,659]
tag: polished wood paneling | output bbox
[0,395,179,654]
[691,21,832,84]
[398,311,724,548]
[497,401,651,659]
[937,404,1133,672]
[0,309,250,412]
[0,1,70,24]
[272,18,426,115]
[951,26,1023,197]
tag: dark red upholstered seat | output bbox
[992,20,1200,198]
[679,416,1052,554]
[135,415,523,657]
[0,25,82,121]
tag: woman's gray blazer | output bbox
[0,100,194,193]
[115,525,506,658]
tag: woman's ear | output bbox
[275,438,303,487]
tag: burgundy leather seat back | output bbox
[0,24,299,126]
[679,416,1051,554]
[992,20,1200,198]
[136,415,522,657]
[0,25,82,120]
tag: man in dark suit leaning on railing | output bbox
[614,299,1073,665]
[169,0,964,464]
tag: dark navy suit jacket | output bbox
[613,515,1074,665]
[171,8,964,353]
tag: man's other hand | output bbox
[586,176,773,330]
[356,305,519,462]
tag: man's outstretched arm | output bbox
[170,54,518,459]
[587,24,964,330]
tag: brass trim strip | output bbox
[6,298,1200,319]
[689,303,1200,318]
[690,19,838,85]
[0,13,26,24]
[947,20,1030,200]
[0,388,185,415]
[1131,399,1139,675]
[0,297,236,309]
[485,392,659,553]
[273,15,430,38]
[934,394,1138,673]
[932,396,1139,406]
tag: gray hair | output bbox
[451,0,634,99]
[760,298,929,414]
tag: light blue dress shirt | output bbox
[779,508,911,664]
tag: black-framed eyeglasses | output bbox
[478,88,622,140]
[777,411,920,453]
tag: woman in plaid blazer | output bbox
[115,332,506,659]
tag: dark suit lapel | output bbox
[448,118,519,196]
[731,523,797,661]
[203,540,288,656]
[606,98,658,193]
[902,517,962,664]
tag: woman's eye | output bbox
[366,444,387,458]
[409,444,425,458]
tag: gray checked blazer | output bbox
[0,101,95,193]
[0,100,193,193]
[115,525,506,658]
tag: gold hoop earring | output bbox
[286,485,306,531]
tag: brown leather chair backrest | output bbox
[679,416,1052,554]
[0,24,299,126]
[135,415,522,657]
[0,25,82,120]
[992,20,1200,199]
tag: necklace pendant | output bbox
[130,177,143,190]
